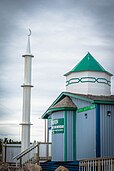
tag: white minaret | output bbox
[20,29,34,152]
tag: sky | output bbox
[0,0,114,142]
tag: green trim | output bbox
[81,77,96,83]
[41,91,114,119]
[66,78,80,85]
[66,77,111,86]
[48,118,52,121]
[42,92,94,119]
[77,104,96,113]
[73,111,76,160]
[48,107,77,113]
[94,101,114,105]
[63,92,93,103]
[97,78,111,86]
[64,111,67,161]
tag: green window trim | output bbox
[64,111,67,161]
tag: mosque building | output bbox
[42,52,114,161]
[2,34,114,169]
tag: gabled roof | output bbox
[44,96,77,118]
[64,52,112,76]
[42,91,114,119]
[51,96,76,109]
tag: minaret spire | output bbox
[20,29,34,152]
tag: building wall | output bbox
[47,96,114,161]
[65,110,76,161]
[48,98,97,161]
[100,104,114,157]
[49,110,76,161]
[51,111,64,161]
[71,97,98,159]
[71,97,91,108]
[66,71,111,96]
[47,117,52,142]
[76,108,96,160]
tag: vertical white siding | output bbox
[51,111,64,161]
[76,109,96,159]
[100,104,114,157]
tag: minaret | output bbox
[20,30,34,152]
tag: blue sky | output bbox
[0,0,114,142]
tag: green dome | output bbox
[64,52,112,76]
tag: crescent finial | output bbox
[28,28,32,36]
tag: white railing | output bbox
[13,142,52,166]
[2,143,21,163]
[79,157,114,171]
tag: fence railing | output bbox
[3,143,21,163]
[13,142,52,166]
[79,156,114,171]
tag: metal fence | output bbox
[79,157,114,171]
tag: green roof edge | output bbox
[93,100,114,105]
[42,92,114,119]
[48,107,77,113]
[41,92,94,119]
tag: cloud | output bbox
[0,0,114,141]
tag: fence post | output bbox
[98,160,101,171]
[1,141,3,162]
[20,158,22,168]
[111,158,113,171]
[46,143,49,160]
[4,143,7,163]
[37,142,40,164]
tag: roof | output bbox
[45,96,77,117]
[64,52,112,76]
[68,92,114,103]
[51,96,76,109]
[42,91,114,119]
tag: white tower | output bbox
[64,52,112,96]
[20,30,34,152]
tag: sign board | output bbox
[77,104,96,113]
[52,118,64,134]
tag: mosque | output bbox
[2,33,114,170]
[42,52,114,161]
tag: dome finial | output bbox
[26,28,32,54]
[28,28,31,36]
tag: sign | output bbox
[77,104,96,113]
[52,118,64,134]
